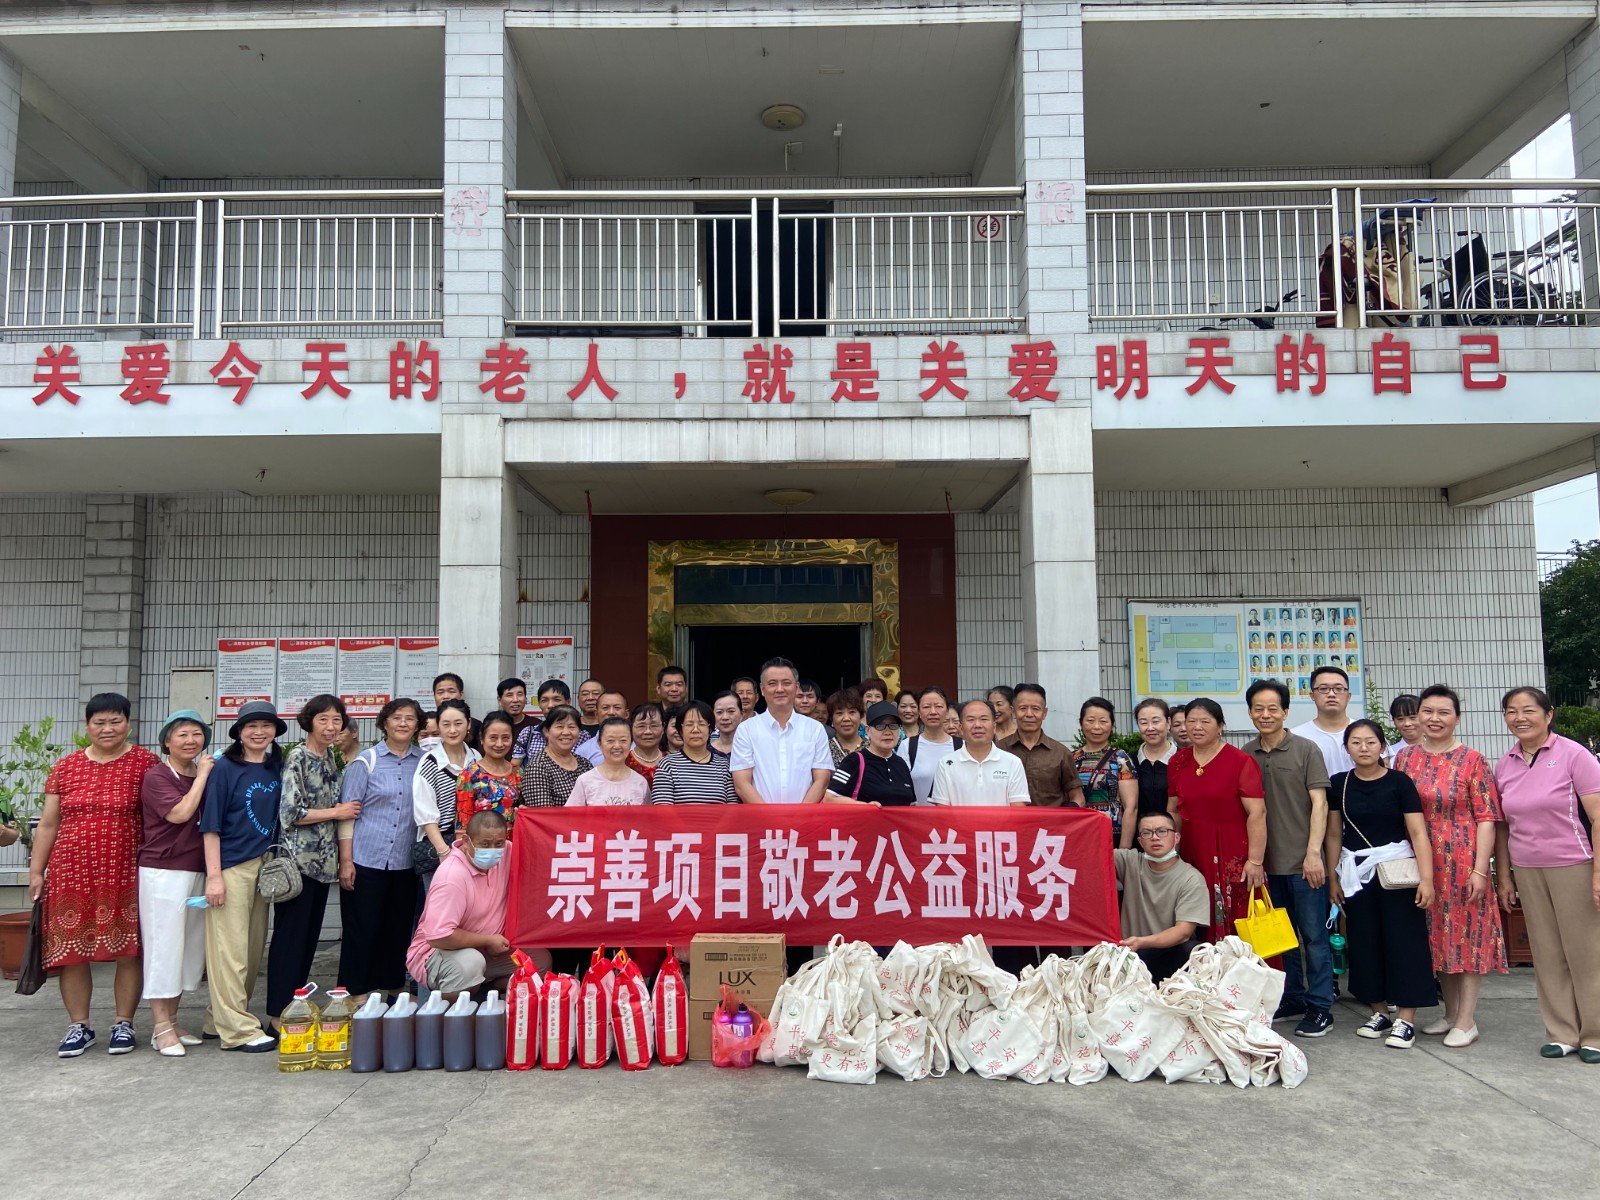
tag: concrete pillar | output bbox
[80,495,146,710]
[441,5,516,342]
[1568,24,1600,332]
[0,50,19,197]
[438,8,519,713]
[1019,409,1099,739]
[1014,4,1099,733]
[1014,2,1088,359]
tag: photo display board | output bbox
[1128,600,1365,727]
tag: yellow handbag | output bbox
[1234,886,1300,959]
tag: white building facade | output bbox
[3,0,1597,825]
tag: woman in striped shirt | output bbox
[652,701,737,804]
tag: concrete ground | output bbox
[1,957,1596,1200]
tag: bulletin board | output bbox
[1128,600,1365,727]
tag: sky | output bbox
[1509,116,1599,552]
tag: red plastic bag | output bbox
[577,947,617,1069]
[506,952,542,1071]
[710,983,771,1070]
[539,972,577,1070]
[611,949,655,1071]
[654,949,689,1066]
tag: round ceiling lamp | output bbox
[760,104,806,131]
[764,488,815,509]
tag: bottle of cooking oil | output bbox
[278,983,321,1073]
[316,987,353,1070]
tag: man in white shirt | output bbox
[929,699,1030,807]
[1291,664,1356,777]
[730,657,832,805]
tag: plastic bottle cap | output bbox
[294,982,319,999]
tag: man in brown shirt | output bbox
[998,683,1084,808]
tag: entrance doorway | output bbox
[687,624,866,704]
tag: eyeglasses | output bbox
[1312,686,1349,696]
[869,722,900,732]
[1136,828,1177,840]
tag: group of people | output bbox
[14,658,1600,1068]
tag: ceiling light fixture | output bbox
[761,104,806,131]
[818,65,845,74]
[764,488,815,509]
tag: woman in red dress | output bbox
[28,693,158,1058]
[1167,698,1268,931]
[1394,684,1507,1049]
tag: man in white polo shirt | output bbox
[930,698,1031,807]
[730,656,832,806]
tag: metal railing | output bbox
[510,188,1024,336]
[1087,180,1600,329]
[0,190,444,337]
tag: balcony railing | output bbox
[1087,179,1600,330]
[509,188,1024,336]
[0,189,443,337]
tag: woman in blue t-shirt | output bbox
[199,700,285,1053]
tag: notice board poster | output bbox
[1128,600,1365,727]
[216,639,276,719]
[275,638,337,718]
[395,637,440,705]
[515,636,574,710]
[337,637,397,718]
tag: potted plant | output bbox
[0,717,79,978]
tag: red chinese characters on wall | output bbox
[743,342,796,404]
[390,340,440,401]
[120,344,172,405]
[830,342,879,402]
[210,342,261,405]
[1094,332,1509,399]
[919,340,968,400]
[32,345,81,406]
[479,342,530,403]
[567,343,619,402]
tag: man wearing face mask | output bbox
[404,810,520,999]
[1114,811,1210,982]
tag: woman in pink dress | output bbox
[28,693,158,1058]
[1394,685,1507,1048]
[1167,698,1268,931]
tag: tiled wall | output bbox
[140,494,441,745]
[1095,489,1544,747]
[954,509,1026,699]
[0,496,84,741]
[517,508,591,679]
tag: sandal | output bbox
[150,1023,186,1058]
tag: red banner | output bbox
[507,806,1120,948]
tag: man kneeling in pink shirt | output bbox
[405,810,516,1000]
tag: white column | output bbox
[0,50,19,197]
[438,7,519,712]
[1015,3,1098,735]
[1019,409,1098,739]
[80,495,146,710]
[440,417,517,717]
[1014,2,1088,357]
[1569,25,1600,346]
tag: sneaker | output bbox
[1294,1009,1333,1039]
[107,1019,136,1055]
[57,1023,96,1058]
[222,1034,277,1053]
[1356,1013,1394,1039]
[1273,1000,1307,1024]
[1385,1020,1416,1049]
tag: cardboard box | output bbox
[688,933,787,973]
[689,964,787,1003]
[687,993,777,1063]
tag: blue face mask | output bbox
[472,847,505,871]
